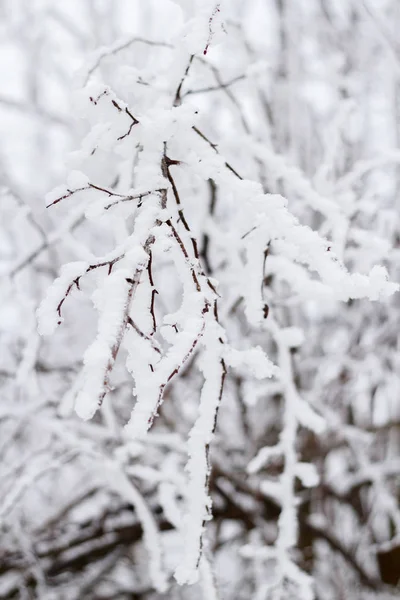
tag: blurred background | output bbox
[0,1,399,598]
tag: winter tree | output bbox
[1,1,400,599]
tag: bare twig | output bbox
[192,126,243,180]
[84,37,173,86]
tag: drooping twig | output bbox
[84,36,173,86]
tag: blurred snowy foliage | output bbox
[0,1,400,598]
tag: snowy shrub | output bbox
[1,1,399,599]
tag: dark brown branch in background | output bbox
[200,179,217,275]
[0,508,173,598]
[213,464,382,591]
[304,519,381,590]
[0,455,387,596]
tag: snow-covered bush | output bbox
[1,1,399,598]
